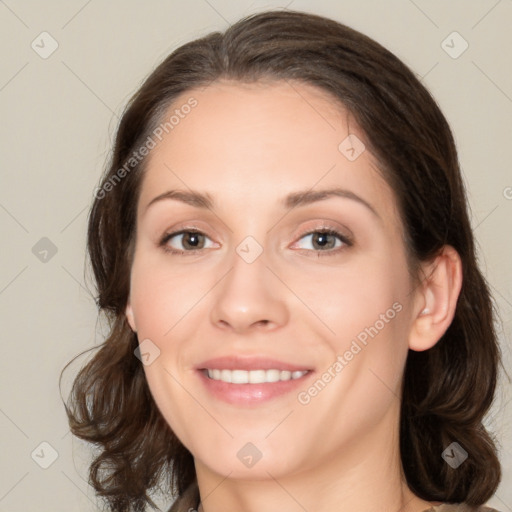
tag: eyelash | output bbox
[158,227,353,257]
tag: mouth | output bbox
[195,356,314,405]
[202,368,309,384]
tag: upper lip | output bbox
[196,356,313,372]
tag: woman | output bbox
[61,9,504,512]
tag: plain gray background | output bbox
[0,1,510,511]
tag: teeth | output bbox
[206,369,308,384]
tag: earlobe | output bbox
[409,245,463,352]
[125,302,137,333]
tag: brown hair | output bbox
[60,9,504,512]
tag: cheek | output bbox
[287,250,409,346]
[293,248,412,405]
[128,260,204,445]
[129,257,205,338]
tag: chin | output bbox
[192,435,307,480]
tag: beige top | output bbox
[167,480,501,512]
[424,507,500,512]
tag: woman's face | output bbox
[126,80,420,480]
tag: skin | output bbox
[125,80,462,512]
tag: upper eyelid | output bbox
[295,223,352,239]
[162,223,347,238]
[161,228,213,244]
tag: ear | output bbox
[125,301,137,333]
[409,245,463,352]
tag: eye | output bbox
[292,228,352,256]
[159,227,352,256]
[159,229,216,255]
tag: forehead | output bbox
[137,79,398,223]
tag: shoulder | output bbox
[424,504,502,512]
[168,495,503,512]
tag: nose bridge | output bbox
[209,233,289,331]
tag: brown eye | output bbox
[180,232,206,250]
[160,230,214,254]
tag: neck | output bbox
[193,403,437,512]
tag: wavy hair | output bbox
[60,9,504,512]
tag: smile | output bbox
[205,368,309,384]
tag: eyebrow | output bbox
[144,187,379,218]
[145,189,214,212]
[284,188,379,217]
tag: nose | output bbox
[209,244,289,334]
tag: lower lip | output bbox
[197,370,313,405]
